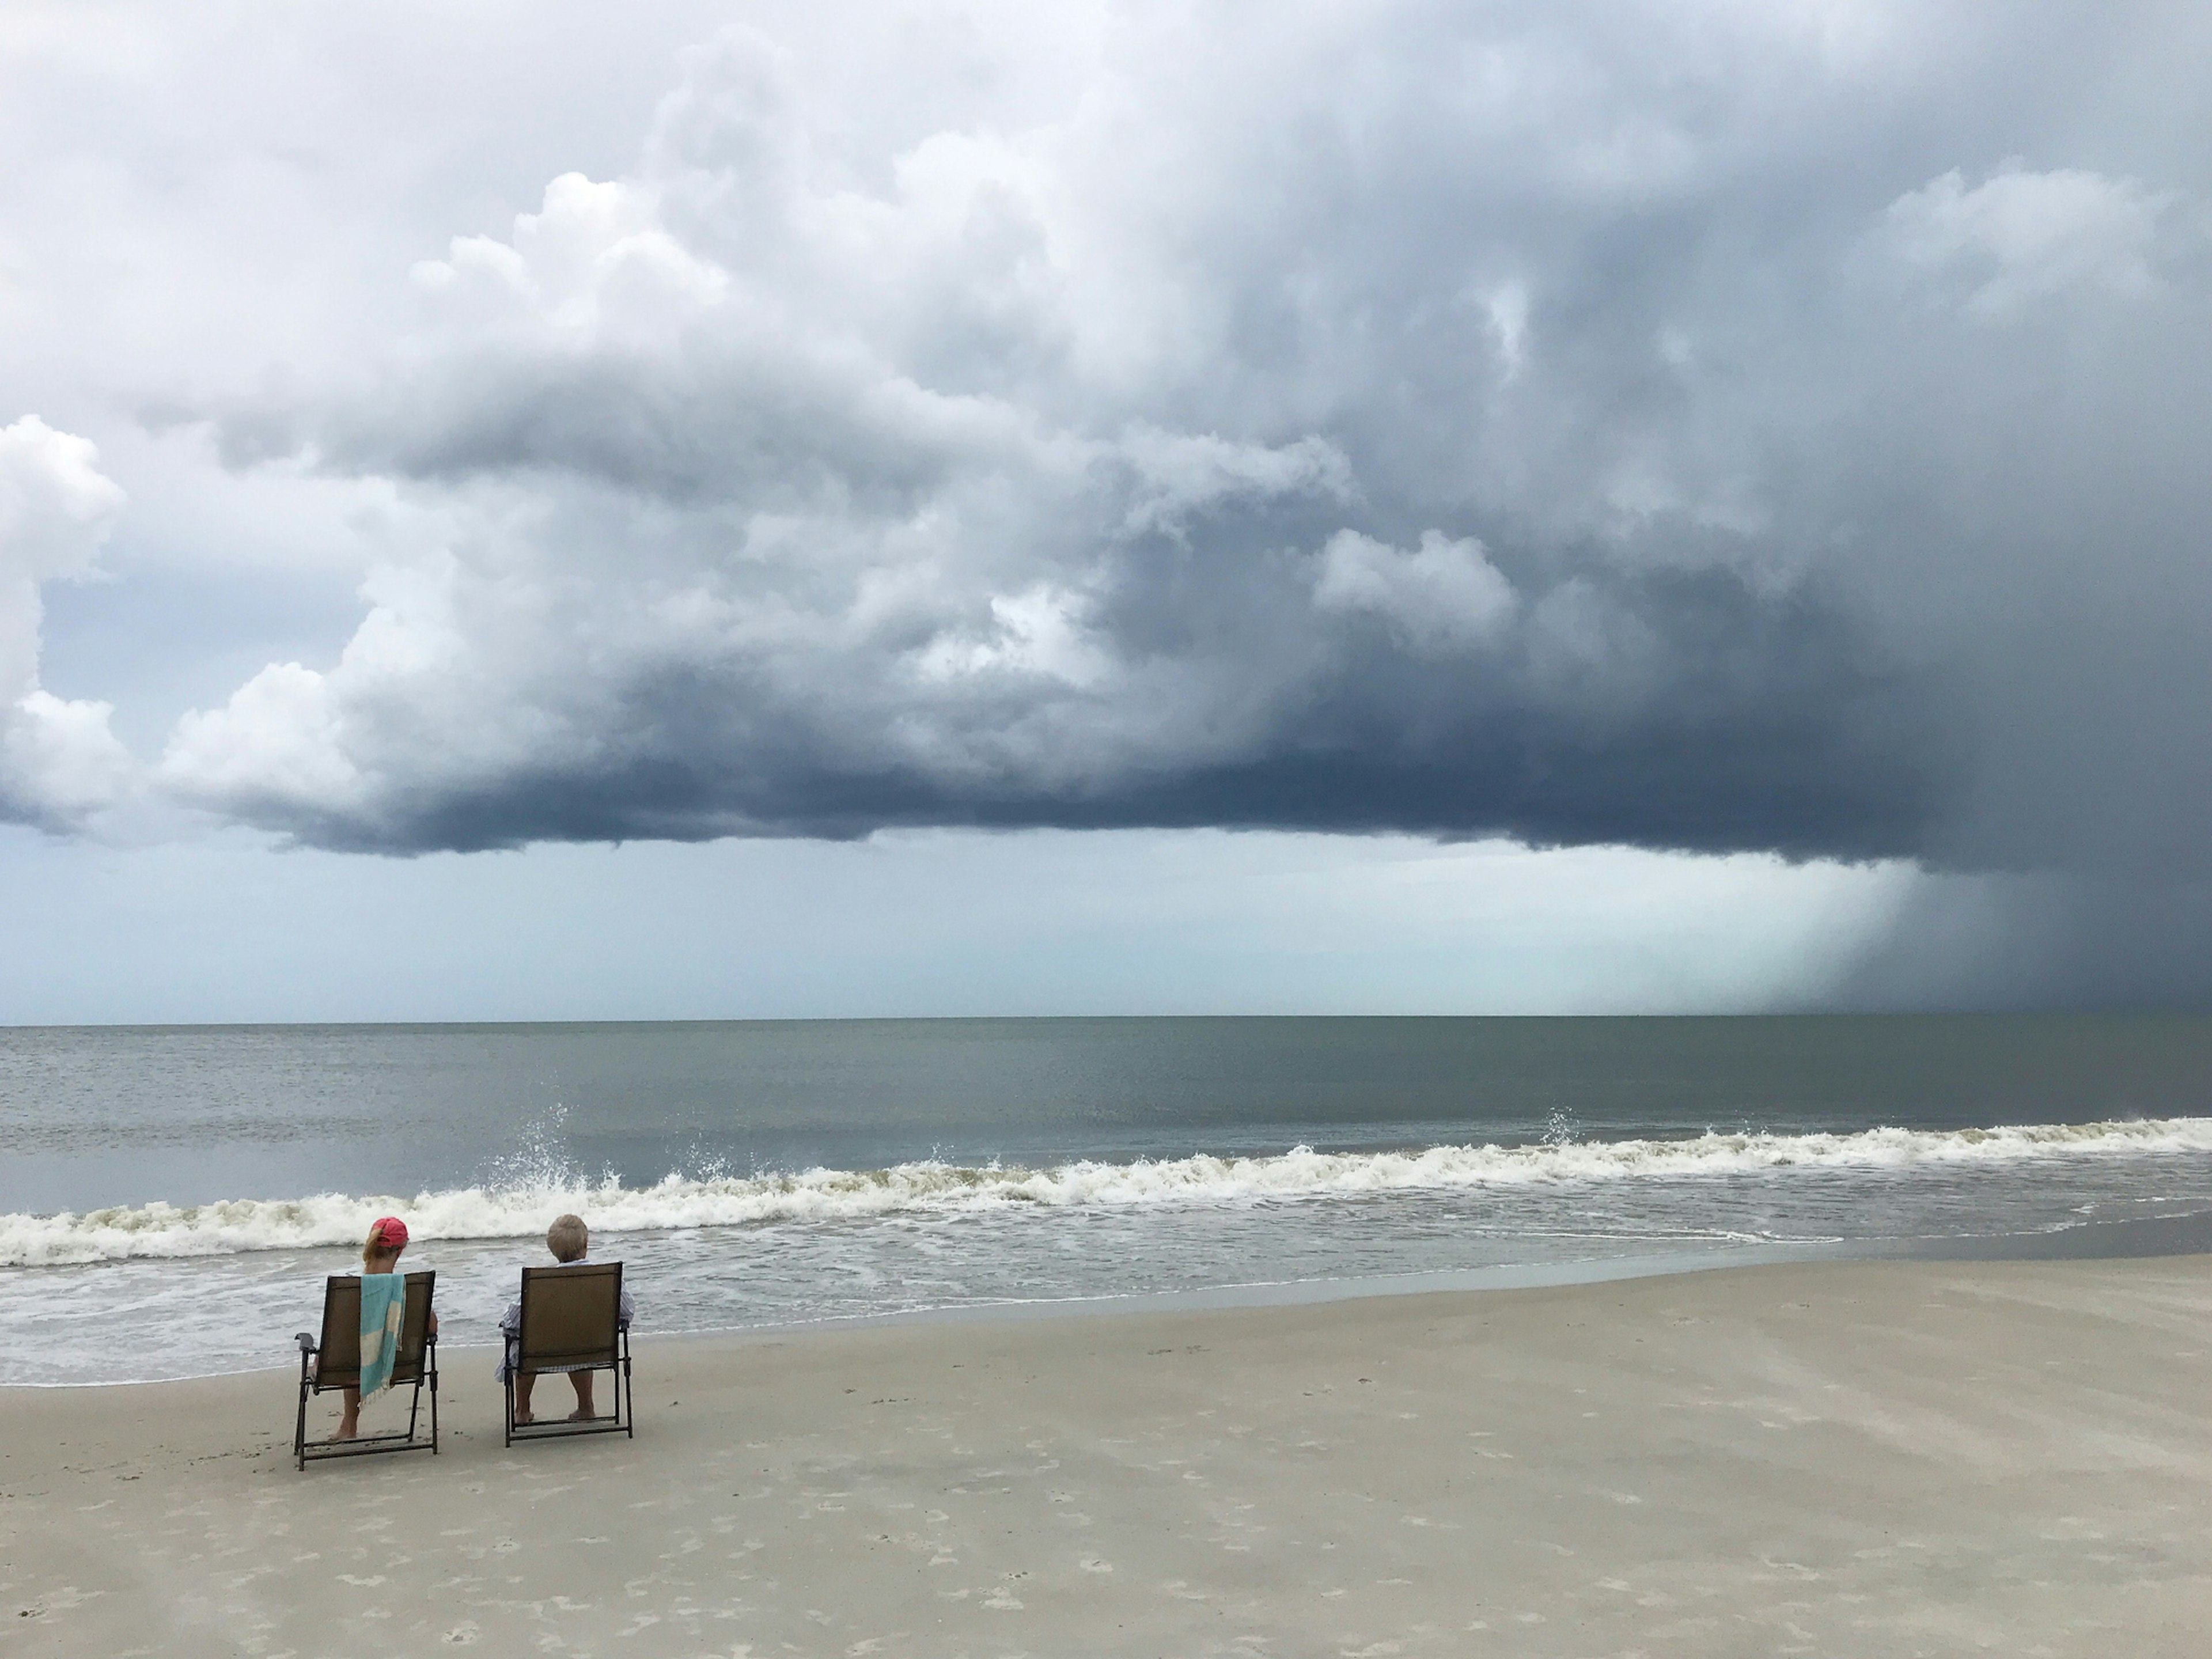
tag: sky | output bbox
[2,0,2208,1020]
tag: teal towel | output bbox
[358,1274,405,1401]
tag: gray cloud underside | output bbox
[249,556,1933,861]
[147,2,2209,897]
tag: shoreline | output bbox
[0,1239,1837,1391]
[7,1253,2211,1655]
[13,1202,2212,1391]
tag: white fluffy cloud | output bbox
[0,417,131,827]
[1881,162,2177,318]
[1313,531,1518,654]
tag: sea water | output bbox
[3,1015,2210,1384]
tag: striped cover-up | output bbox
[357,1273,406,1400]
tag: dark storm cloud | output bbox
[179,509,1938,863]
[154,0,2212,955]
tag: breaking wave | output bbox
[7,1115,2211,1267]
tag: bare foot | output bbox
[566,1408,598,1422]
[512,1411,535,1426]
[335,1420,359,1441]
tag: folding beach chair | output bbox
[293,1271,439,1471]
[503,1261,635,1447]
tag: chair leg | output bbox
[430,1357,440,1455]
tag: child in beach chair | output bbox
[497,1214,637,1442]
[293,1216,441,1469]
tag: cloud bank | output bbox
[7,1,2211,999]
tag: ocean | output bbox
[5,1015,2211,1385]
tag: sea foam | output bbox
[6,1115,2210,1268]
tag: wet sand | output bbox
[4,1256,2210,1657]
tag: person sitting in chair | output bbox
[335,1215,437,1440]
[497,1213,635,1423]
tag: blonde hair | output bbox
[547,1213,589,1263]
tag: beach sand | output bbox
[4,1256,2209,1657]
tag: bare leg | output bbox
[337,1386,361,1440]
[569,1372,596,1421]
[513,1370,536,1425]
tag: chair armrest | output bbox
[294,1332,316,1353]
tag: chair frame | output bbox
[503,1261,634,1448]
[293,1270,440,1471]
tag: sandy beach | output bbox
[5,1256,2209,1657]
